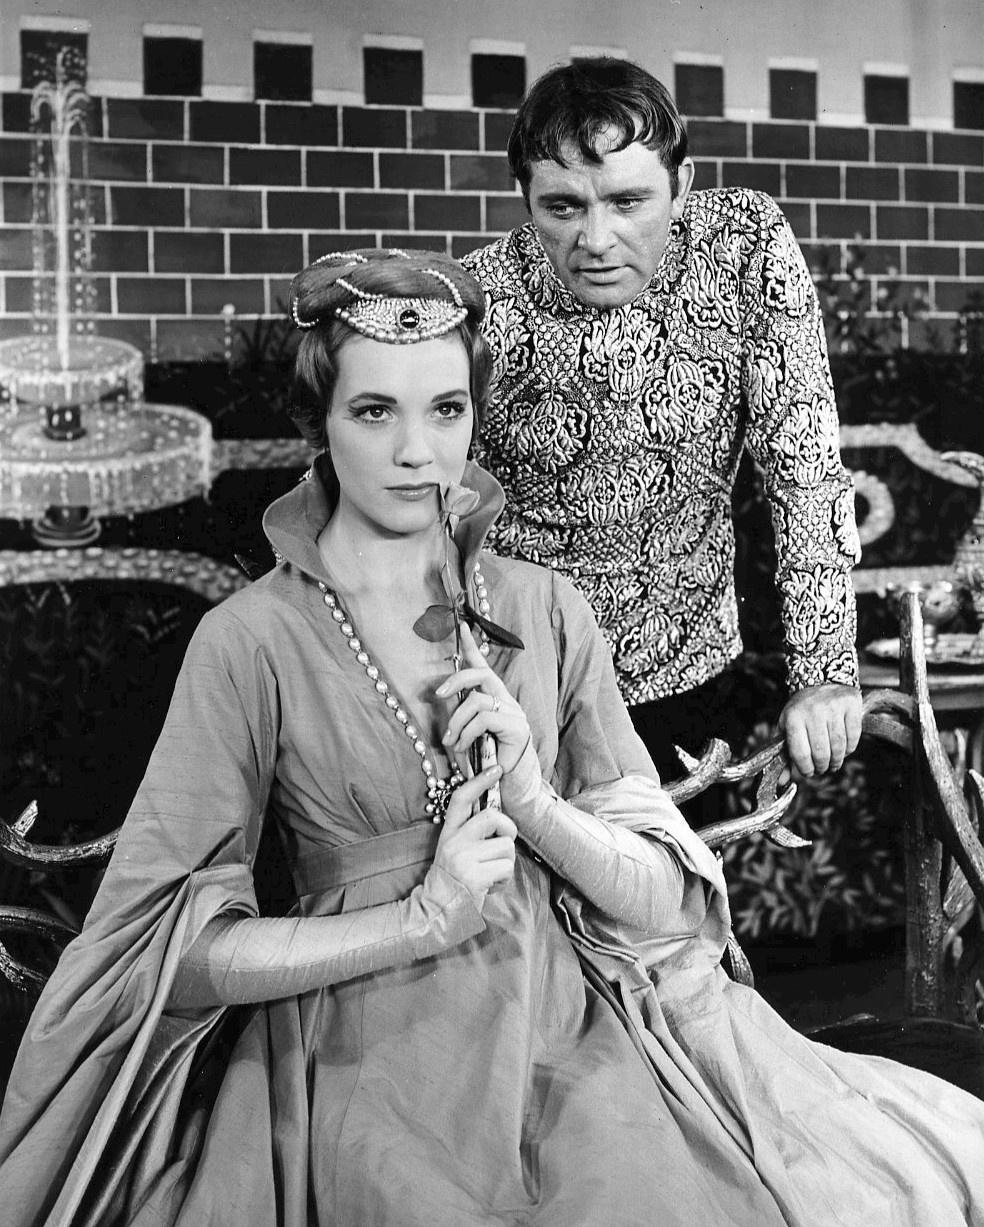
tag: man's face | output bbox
[527,137,694,309]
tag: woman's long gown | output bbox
[1,463,983,1226]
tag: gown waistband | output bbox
[292,824,440,897]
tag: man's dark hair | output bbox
[507,57,688,201]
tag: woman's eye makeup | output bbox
[435,399,469,419]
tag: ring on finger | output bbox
[490,696,501,713]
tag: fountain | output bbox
[0,49,213,550]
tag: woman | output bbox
[1,250,982,1226]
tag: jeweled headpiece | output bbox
[289,249,468,343]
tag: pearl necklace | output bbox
[318,564,493,822]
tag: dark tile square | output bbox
[88,141,149,183]
[265,104,338,147]
[111,185,184,227]
[954,82,984,132]
[816,202,872,239]
[769,69,816,121]
[254,41,312,103]
[2,181,32,222]
[968,171,984,205]
[452,234,490,259]
[932,131,984,167]
[363,47,422,107]
[117,276,186,314]
[874,128,928,164]
[449,154,513,191]
[267,190,340,229]
[345,191,410,230]
[144,36,202,97]
[229,232,304,274]
[156,318,222,360]
[91,229,149,271]
[864,75,909,126]
[412,110,479,151]
[306,150,374,188]
[845,166,900,201]
[0,136,32,178]
[228,147,301,186]
[483,112,516,154]
[904,168,959,203]
[342,107,407,149]
[381,232,451,252]
[189,101,260,144]
[779,200,811,240]
[675,63,724,118]
[934,207,984,242]
[106,99,185,140]
[154,230,225,274]
[471,54,525,109]
[414,193,480,230]
[690,158,720,189]
[379,153,445,190]
[20,31,87,90]
[152,143,224,184]
[721,161,781,195]
[874,205,929,240]
[784,164,841,199]
[815,126,870,162]
[486,194,529,232]
[686,120,747,158]
[188,188,262,229]
[191,277,266,314]
[906,245,959,276]
[752,123,810,160]
[2,93,32,134]
[0,228,33,270]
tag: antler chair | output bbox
[2,590,983,1095]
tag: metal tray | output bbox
[865,633,984,669]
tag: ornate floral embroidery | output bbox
[463,188,859,704]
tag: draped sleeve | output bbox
[542,573,732,983]
[0,602,280,1226]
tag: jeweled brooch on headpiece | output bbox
[290,256,468,343]
[334,293,468,343]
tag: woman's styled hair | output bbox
[507,57,688,201]
[287,248,491,452]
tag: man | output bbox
[462,57,862,782]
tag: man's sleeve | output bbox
[740,192,861,691]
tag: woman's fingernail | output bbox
[435,683,449,697]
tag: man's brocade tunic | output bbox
[463,188,861,706]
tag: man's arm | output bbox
[740,192,862,775]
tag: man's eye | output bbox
[616,198,642,212]
[547,203,576,219]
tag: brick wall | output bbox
[1,92,982,360]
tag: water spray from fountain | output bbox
[0,47,211,548]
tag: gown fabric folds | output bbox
[1,461,983,1227]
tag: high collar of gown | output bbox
[261,456,506,587]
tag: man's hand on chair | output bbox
[779,683,863,777]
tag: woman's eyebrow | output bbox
[430,388,470,402]
[347,391,398,404]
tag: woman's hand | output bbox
[432,766,517,908]
[435,624,532,776]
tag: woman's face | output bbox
[326,332,474,538]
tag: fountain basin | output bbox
[0,401,212,528]
[0,335,144,411]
